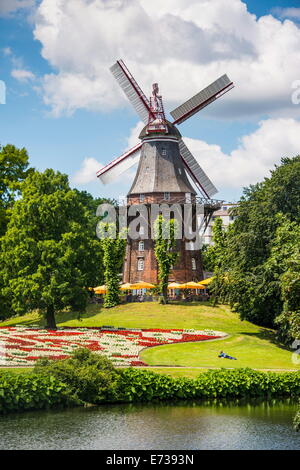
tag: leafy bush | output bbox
[115,368,194,402]
[0,372,73,413]
[34,348,120,404]
[193,368,300,398]
[114,367,300,403]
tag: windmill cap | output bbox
[139,120,182,140]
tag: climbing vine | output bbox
[97,223,127,308]
[154,215,179,304]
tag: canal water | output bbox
[0,399,299,450]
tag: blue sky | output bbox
[1,0,300,203]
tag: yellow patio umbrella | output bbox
[167,282,181,289]
[120,283,132,291]
[128,281,155,289]
[198,277,214,286]
[182,281,201,289]
[94,285,107,294]
[195,283,206,290]
[176,283,190,289]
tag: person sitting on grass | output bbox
[218,351,237,360]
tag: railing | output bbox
[117,197,223,207]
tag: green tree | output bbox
[0,144,32,235]
[97,222,126,308]
[270,217,300,343]
[0,169,102,328]
[201,217,228,271]
[212,156,300,328]
[154,215,179,304]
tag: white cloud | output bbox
[72,157,103,184]
[11,69,35,82]
[73,120,145,185]
[126,121,144,149]
[272,7,300,20]
[0,0,34,16]
[32,0,300,119]
[184,118,300,190]
[2,47,12,56]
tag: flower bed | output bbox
[0,326,227,367]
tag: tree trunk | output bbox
[46,304,57,329]
[162,283,168,304]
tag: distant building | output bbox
[203,203,238,246]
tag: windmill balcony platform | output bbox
[118,195,223,212]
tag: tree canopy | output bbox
[0,144,32,236]
[0,169,103,328]
[210,156,300,336]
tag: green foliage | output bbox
[114,367,300,402]
[34,348,120,404]
[115,368,193,402]
[97,222,127,308]
[154,215,179,303]
[0,371,74,413]
[0,144,32,236]
[211,156,300,330]
[0,169,102,326]
[201,218,228,272]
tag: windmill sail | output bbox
[171,74,234,125]
[97,143,142,185]
[179,139,217,198]
[110,60,153,124]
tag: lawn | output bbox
[0,302,298,373]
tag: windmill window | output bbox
[138,241,144,251]
[139,194,145,202]
[192,258,196,270]
[162,148,167,155]
[137,259,144,271]
[164,192,170,201]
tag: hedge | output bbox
[0,372,75,413]
[115,368,300,403]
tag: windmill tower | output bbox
[97,60,234,283]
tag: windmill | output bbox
[97,60,234,284]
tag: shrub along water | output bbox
[0,372,75,413]
[116,367,300,402]
[0,349,299,414]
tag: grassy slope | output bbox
[0,302,297,372]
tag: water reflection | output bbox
[0,399,299,450]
